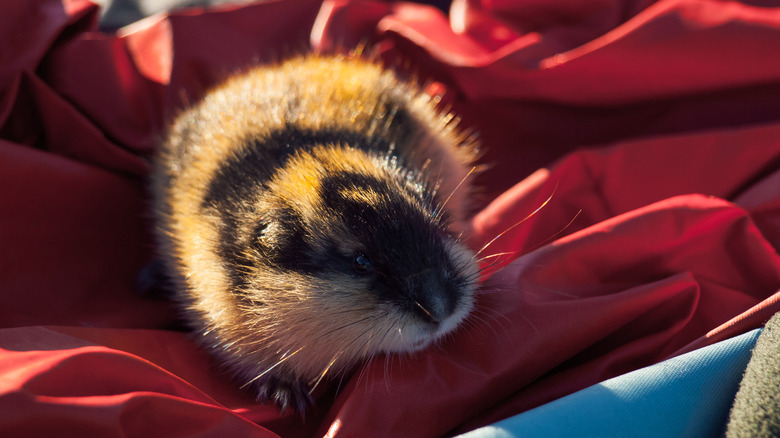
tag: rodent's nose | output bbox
[413,290,455,325]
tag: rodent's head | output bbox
[226,145,478,378]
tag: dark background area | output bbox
[96,0,452,30]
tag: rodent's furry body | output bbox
[152,55,479,412]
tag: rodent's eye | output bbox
[353,254,373,273]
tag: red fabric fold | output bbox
[2,0,780,437]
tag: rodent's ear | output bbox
[248,199,285,253]
[252,220,270,246]
[251,214,286,250]
[251,206,310,272]
[250,219,276,262]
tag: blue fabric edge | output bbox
[458,329,762,438]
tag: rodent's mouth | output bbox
[392,317,459,353]
[381,281,477,355]
[410,338,428,349]
[378,324,436,354]
[400,336,433,353]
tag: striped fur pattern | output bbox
[152,55,479,412]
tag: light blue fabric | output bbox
[459,329,761,438]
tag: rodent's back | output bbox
[158,56,473,213]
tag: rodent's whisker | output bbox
[308,351,342,394]
[433,166,477,221]
[511,208,583,259]
[383,353,393,393]
[469,305,518,340]
[414,300,436,322]
[312,314,379,342]
[476,208,582,278]
[241,346,304,389]
[477,251,520,263]
[525,284,579,300]
[474,182,560,258]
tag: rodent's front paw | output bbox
[256,376,313,415]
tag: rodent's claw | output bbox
[257,377,313,416]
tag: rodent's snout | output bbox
[386,281,474,354]
[410,279,460,325]
[388,242,478,353]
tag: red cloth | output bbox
[2,0,780,436]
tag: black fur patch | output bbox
[199,114,432,295]
[202,125,405,212]
[257,205,313,273]
[201,127,399,284]
[316,169,462,322]
[213,212,255,292]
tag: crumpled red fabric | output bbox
[2,0,780,437]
